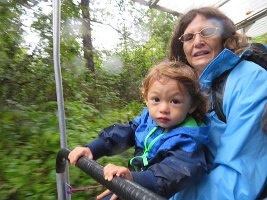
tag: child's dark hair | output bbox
[141,61,208,123]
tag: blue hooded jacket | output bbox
[170,48,267,200]
[133,108,208,158]
[87,108,209,198]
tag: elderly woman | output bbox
[168,6,267,200]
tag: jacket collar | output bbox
[198,48,240,91]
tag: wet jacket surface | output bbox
[86,108,209,198]
[170,48,267,200]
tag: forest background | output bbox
[0,0,266,199]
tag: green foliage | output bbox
[251,33,267,44]
[0,102,60,199]
[0,100,143,199]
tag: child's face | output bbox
[145,77,194,129]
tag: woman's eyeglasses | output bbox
[179,27,219,42]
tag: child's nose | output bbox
[159,102,170,113]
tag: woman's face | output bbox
[182,14,223,76]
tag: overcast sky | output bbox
[22,0,150,52]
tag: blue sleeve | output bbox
[171,62,267,200]
[86,121,138,160]
[131,148,207,198]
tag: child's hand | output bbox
[96,189,118,200]
[103,163,133,182]
[68,147,93,166]
[97,164,133,200]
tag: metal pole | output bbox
[53,0,70,199]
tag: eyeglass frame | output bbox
[178,27,220,43]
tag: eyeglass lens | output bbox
[180,27,218,42]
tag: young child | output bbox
[68,61,209,199]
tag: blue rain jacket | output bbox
[170,48,267,200]
[86,108,209,198]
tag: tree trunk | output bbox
[81,0,95,73]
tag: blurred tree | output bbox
[0,1,28,104]
[81,0,95,73]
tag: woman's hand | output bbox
[68,147,93,166]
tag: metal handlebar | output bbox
[56,148,167,200]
